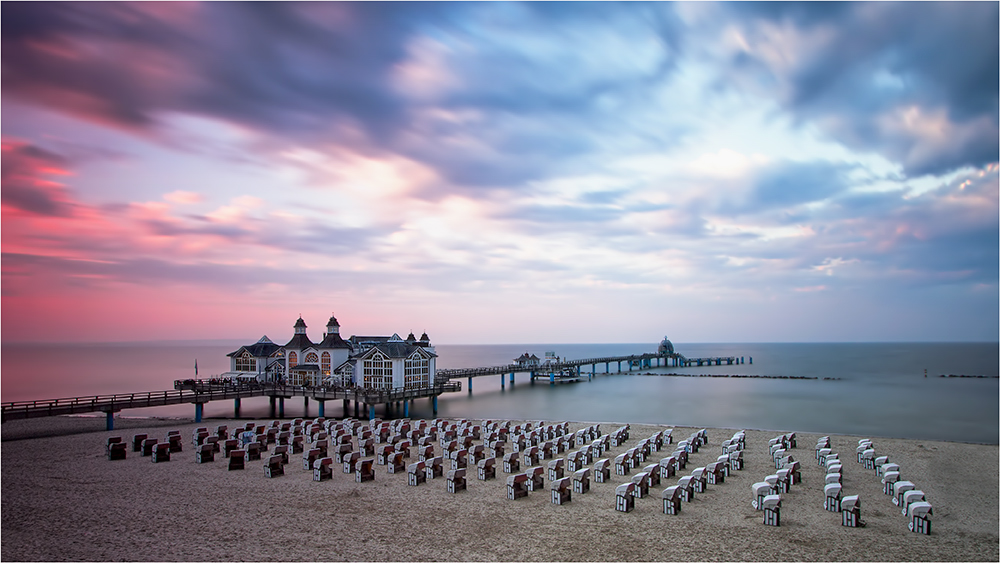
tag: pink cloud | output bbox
[1,138,76,216]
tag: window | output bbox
[363,351,392,390]
[305,352,318,364]
[321,352,331,375]
[236,351,255,372]
[404,352,429,389]
[288,352,298,367]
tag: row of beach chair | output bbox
[863,439,933,535]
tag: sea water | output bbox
[2,342,997,444]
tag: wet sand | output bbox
[2,415,997,561]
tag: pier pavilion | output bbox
[222,315,439,392]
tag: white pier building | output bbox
[224,315,438,390]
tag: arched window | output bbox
[236,351,255,372]
[363,352,392,390]
[404,352,429,389]
[305,352,318,364]
[288,351,298,367]
[321,352,331,375]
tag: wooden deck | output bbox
[1,381,461,422]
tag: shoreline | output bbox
[2,415,997,561]
[7,414,998,447]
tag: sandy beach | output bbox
[2,415,997,562]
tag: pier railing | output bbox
[172,380,462,401]
[1,381,462,422]
[0,387,269,421]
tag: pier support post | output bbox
[432,396,438,416]
[279,398,285,418]
[404,400,409,418]
[269,396,277,418]
[550,371,555,385]
[501,373,506,389]
[750,357,753,364]
[468,376,473,395]
[304,397,309,410]
[510,372,515,384]
[369,404,374,421]
[343,399,350,417]
[195,403,203,423]
[318,400,325,418]
[105,411,115,431]
[234,397,241,418]
[355,400,359,418]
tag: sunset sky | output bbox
[3,2,998,345]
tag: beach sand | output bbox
[2,415,997,562]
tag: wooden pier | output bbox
[1,380,461,430]
[437,352,746,380]
[436,351,748,391]
[2,349,747,430]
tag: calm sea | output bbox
[2,342,997,444]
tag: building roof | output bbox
[285,333,315,350]
[354,342,437,360]
[319,332,353,349]
[228,337,283,358]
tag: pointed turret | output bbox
[285,316,314,349]
[325,314,341,338]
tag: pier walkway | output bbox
[2,350,746,430]
[436,351,748,391]
[438,352,744,380]
[1,381,461,430]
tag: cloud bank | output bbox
[2,2,997,343]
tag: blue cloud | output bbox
[714,2,999,176]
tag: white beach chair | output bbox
[313,457,334,481]
[572,468,590,494]
[446,468,467,493]
[477,457,496,481]
[762,495,781,526]
[507,473,529,500]
[551,477,572,505]
[824,483,842,512]
[662,485,682,515]
[615,483,636,512]
[408,461,426,486]
[907,502,932,534]
[752,482,770,510]
[841,495,865,527]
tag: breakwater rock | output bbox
[638,372,841,381]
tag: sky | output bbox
[2,1,998,345]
